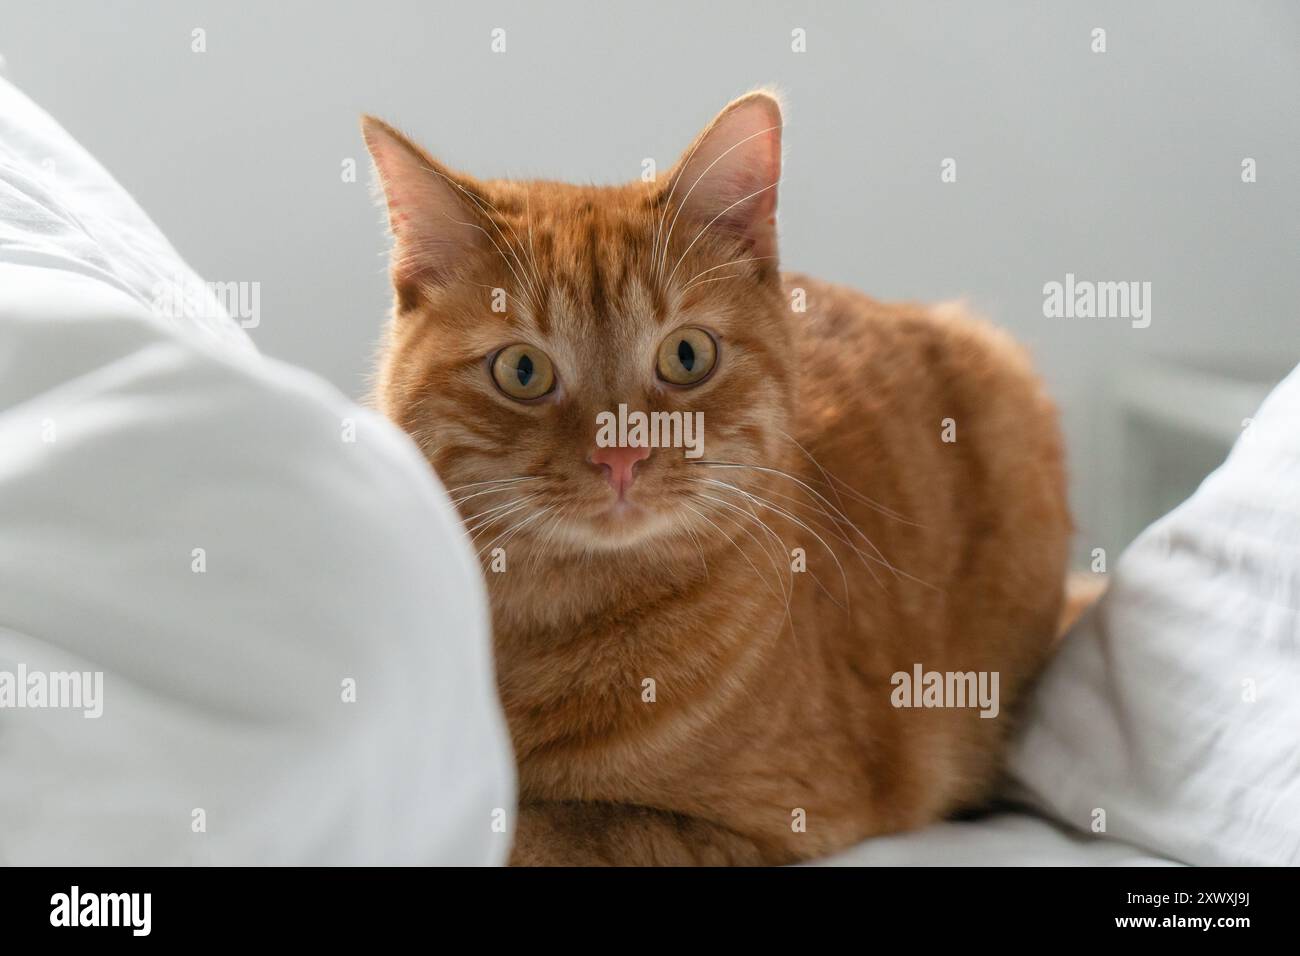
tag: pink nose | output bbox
[590,444,651,498]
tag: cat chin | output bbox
[557,503,679,552]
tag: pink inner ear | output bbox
[671,96,783,260]
[363,120,487,294]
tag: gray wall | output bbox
[6,0,1299,561]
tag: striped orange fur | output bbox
[364,91,1071,865]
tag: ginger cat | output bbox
[363,91,1070,865]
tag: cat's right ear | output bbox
[361,116,488,309]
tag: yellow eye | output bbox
[656,327,718,386]
[491,344,555,400]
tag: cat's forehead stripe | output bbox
[502,202,670,333]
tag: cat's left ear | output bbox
[663,90,783,261]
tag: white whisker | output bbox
[656,124,783,283]
[420,163,545,310]
[476,506,554,560]
[665,180,778,289]
[460,493,542,527]
[681,255,776,293]
[681,501,787,612]
[690,460,911,586]
[778,430,919,526]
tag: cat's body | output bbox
[364,92,1070,865]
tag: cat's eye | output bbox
[656,327,718,386]
[491,344,556,400]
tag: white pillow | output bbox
[819,812,1177,866]
[1008,362,1300,866]
[0,78,515,864]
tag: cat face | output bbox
[366,92,791,556]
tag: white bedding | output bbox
[1004,360,1300,866]
[0,77,515,865]
[820,813,1177,867]
[2,73,1295,867]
